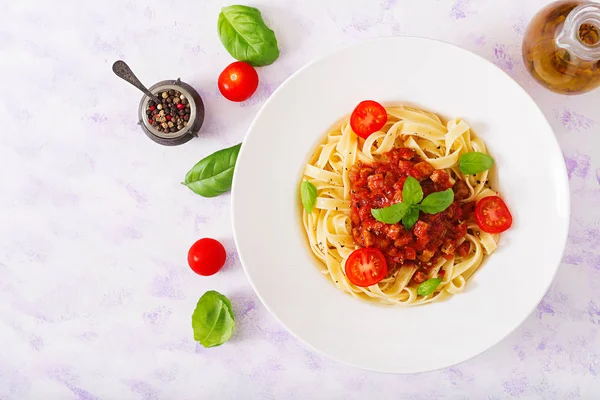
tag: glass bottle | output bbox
[522,1,600,94]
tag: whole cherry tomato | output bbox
[218,61,259,102]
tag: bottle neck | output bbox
[556,2,600,61]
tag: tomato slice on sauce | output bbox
[350,100,388,139]
[475,196,513,234]
[345,248,388,287]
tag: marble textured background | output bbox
[1,0,599,398]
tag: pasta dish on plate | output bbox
[300,100,513,306]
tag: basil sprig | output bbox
[401,174,423,205]
[418,189,454,214]
[371,176,454,229]
[301,181,317,213]
[402,207,419,231]
[417,278,442,296]
[459,152,494,175]
[371,202,410,224]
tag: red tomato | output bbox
[475,196,513,234]
[350,100,388,139]
[218,61,259,102]
[344,248,388,287]
[188,238,227,276]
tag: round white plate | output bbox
[231,37,570,373]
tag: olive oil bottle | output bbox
[523,1,600,94]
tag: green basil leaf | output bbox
[183,143,242,198]
[402,207,420,230]
[417,278,442,296]
[218,5,280,67]
[459,152,494,175]
[192,290,235,348]
[371,202,410,224]
[301,181,317,213]
[402,176,423,206]
[419,189,454,214]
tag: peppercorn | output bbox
[146,89,191,134]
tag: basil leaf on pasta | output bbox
[419,189,454,214]
[301,181,317,213]
[459,152,494,175]
[183,143,242,198]
[417,278,442,296]
[402,176,423,206]
[371,202,410,224]
[402,207,420,230]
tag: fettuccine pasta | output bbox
[301,105,502,306]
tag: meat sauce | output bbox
[349,147,474,283]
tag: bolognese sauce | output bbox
[349,147,474,283]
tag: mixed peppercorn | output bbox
[146,89,191,134]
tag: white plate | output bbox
[231,37,570,373]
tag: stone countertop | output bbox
[1,0,599,398]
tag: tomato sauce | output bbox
[348,148,474,283]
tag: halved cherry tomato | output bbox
[218,61,259,102]
[188,238,227,276]
[475,196,513,234]
[350,100,388,139]
[344,248,388,287]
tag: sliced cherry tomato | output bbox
[218,61,259,102]
[475,196,513,234]
[188,238,227,276]
[344,247,388,287]
[350,100,388,139]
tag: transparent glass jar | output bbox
[522,1,600,94]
